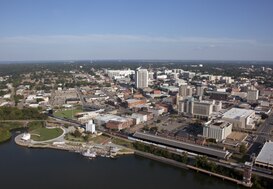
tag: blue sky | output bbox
[0,0,273,61]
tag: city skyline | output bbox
[0,0,273,61]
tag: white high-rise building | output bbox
[203,120,232,141]
[136,69,148,88]
[247,89,259,103]
[148,71,154,80]
[178,99,221,120]
[192,101,213,120]
[86,120,96,133]
[179,84,188,97]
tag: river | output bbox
[0,133,240,189]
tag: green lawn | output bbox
[28,121,44,131]
[53,109,82,119]
[64,133,85,142]
[30,127,63,141]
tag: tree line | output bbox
[0,107,47,120]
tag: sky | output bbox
[0,0,273,61]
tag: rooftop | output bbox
[255,141,273,166]
[95,114,122,122]
[160,86,179,92]
[226,132,248,142]
[210,120,232,129]
[223,108,254,120]
[133,132,230,159]
[126,99,145,103]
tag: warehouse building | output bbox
[222,108,255,129]
[133,132,231,159]
[255,141,273,169]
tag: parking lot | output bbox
[142,114,196,133]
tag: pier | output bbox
[187,165,252,188]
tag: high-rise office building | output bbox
[136,69,148,88]
[247,89,259,103]
[197,86,206,96]
[179,84,188,97]
[203,120,232,141]
[179,83,193,97]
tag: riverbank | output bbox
[14,132,273,188]
[0,128,11,143]
[0,137,240,189]
[0,122,26,143]
[15,132,250,188]
[135,150,253,188]
[14,133,134,158]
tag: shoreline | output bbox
[0,135,11,144]
[14,134,134,157]
[15,133,252,188]
[135,150,253,188]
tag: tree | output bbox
[14,95,24,106]
[0,107,47,120]
[239,143,247,154]
[261,113,269,120]
[195,156,209,168]
[143,125,149,131]
[150,126,158,132]
[36,98,44,103]
[73,129,82,138]
[181,152,188,163]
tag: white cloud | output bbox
[0,34,272,61]
[0,34,257,45]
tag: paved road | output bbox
[72,73,87,107]
[247,113,273,156]
[49,115,83,127]
[75,87,85,105]
[49,89,55,105]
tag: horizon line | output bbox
[0,59,273,64]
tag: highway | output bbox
[72,73,88,107]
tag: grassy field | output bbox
[112,138,133,148]
[0,122,25,130]
[28,121,44,131]
[30,127,63,141]
[64,133,85,142]
[53,108,82,119]
[88,135,110,144]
